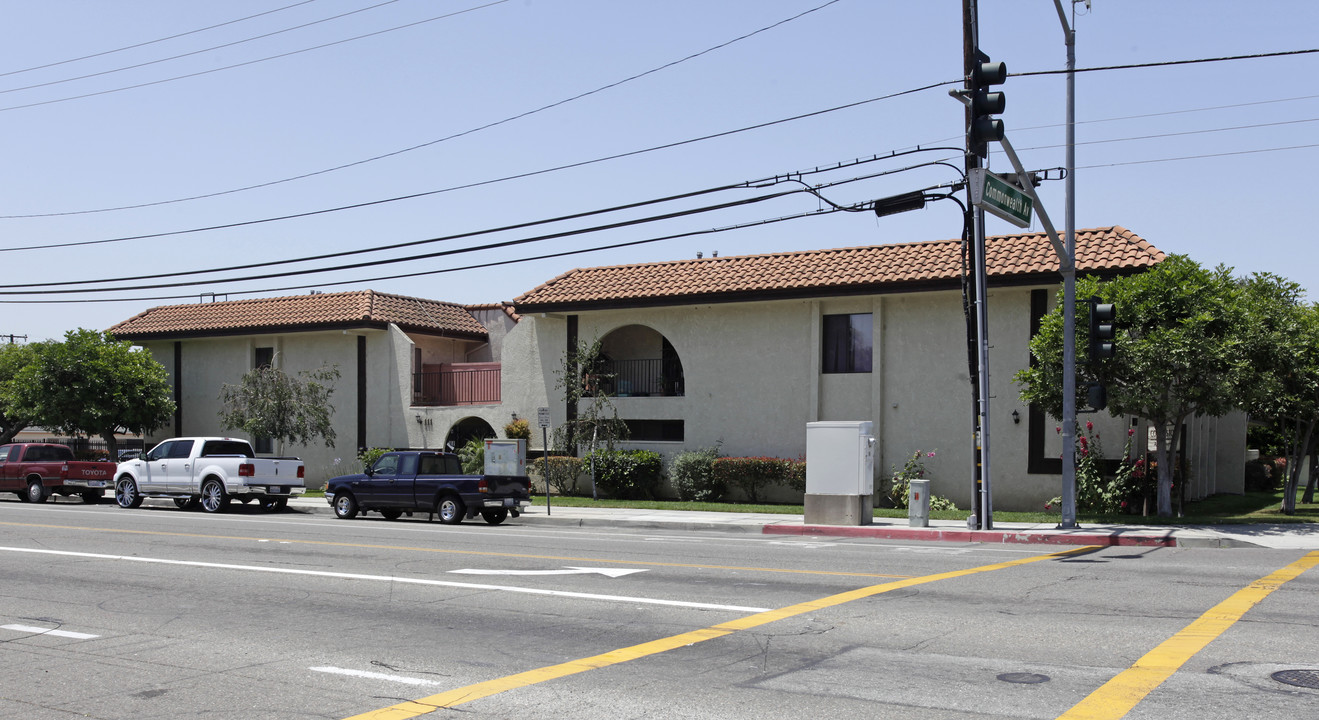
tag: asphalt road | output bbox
[1,498,1316,719]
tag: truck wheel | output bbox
[199,479,230,513]
[379,509,402,520]
[173,497,199,510]
[436,495,465,525]
[333,493,358,519]
[481,509,509,526]
[115,477,143,508]
[26,480,50,504]
[81,491,103,504]
[262,497,288,511]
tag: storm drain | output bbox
[997,672,1050,685]
[1271,669,1319,690]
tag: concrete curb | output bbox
[763,523,1179,547]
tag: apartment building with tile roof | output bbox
[105,229,1243,509]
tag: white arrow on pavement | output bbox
[448,566,647,578]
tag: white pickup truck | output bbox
[113,437,304,513]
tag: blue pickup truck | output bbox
[325,450,531,525]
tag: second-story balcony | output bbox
[585,358,684,397]
[414,362,501,406]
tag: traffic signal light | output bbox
[1088,297,1116,362]
[969,50,1006,158]
[1086,382,1107,411]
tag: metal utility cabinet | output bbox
[804,421,876,525]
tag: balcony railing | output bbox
[585,358,683,397]
[414,363,501,406]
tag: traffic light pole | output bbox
[1054,0,1079,529]
[962,0,986,529]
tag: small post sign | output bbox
[970,168,1032,228]
[536,407,551,515]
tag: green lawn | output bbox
[528,488,1318,526]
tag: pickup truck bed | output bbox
[0,443,117,503]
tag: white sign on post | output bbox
[537,406,551,428]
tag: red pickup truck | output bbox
[0,443,118,504]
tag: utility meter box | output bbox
[804,421,875,525]
[484,439,527,476]
[908,478,931,527]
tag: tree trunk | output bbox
[1283,419,1314,515]
[1304,438,1317,505]
[1154,422,1176,518]
[100,430,119,460]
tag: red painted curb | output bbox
[762,523,1176,547]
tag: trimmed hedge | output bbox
[583,449,663,499]
[710,456,806,503]
[670,446,725,501]
[527,455,586,496]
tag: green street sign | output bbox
[970,168,1032,228]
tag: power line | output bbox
[2,0,845,219]
[13,152,958,291]
[0,0,322,78]
[1010,47,1319,79]
[0,94,951,252]
[0,204,861,306]
[0,165,936,296]
[1074,142,1319,170]
[0,0,404,95]
[0,0,510,114]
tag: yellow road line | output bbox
[1057,550,1319,720]
[0,519,909,579]
[344,545,1097,719]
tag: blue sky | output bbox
[2,1,1315,342]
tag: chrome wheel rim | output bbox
[201,482,222,512]
[439,499,459,522]
[116,480,135,507]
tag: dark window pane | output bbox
[822,313,872,373]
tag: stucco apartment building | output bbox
[107,226,1245,510]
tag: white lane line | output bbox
[310,666,443,686]
[2,624,99,640]
[0,546,771,613]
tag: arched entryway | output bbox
[444,416,496,451]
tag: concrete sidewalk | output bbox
[287,496,1319,550]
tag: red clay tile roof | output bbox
[108,290,488,341]
[513,226,1162,311]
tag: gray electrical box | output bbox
[804,421,875,525]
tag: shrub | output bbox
[670,446,725,501]
[458,438,485,474]
[584,449,663,499]
[886,449,956,510]
[1244,457,1279,492]
[528,455,585,496]
[357,447,388,472]
[504,418,531,440]
[710,456,806,503]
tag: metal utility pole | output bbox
[1054,0,1080,529]
[962,0,994,529]
[961,0,986,529]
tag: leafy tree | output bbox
[552,338,628,499]
[1016,256,1248,517]
[0,342,38,445]
[8,329,174,456]
[1235,275,1319,514]
[218,361,339,450]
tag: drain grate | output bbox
[1272,669,1319,690]
[997,672,1050,685]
